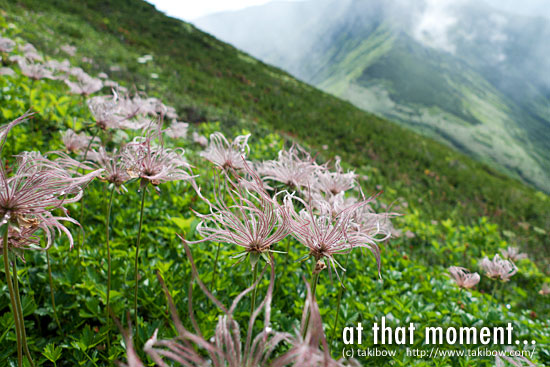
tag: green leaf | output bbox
[43,343,62,363]
[171,216,194,231]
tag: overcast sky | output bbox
[146,0,550,22]
[146,0,302,21]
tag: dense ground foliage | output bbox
[0,1,548,366]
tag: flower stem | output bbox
[133,187,147,338]
[105,185,116,351]
[12,257,34,366]
[329,251,351,346]
[492,281,504,303]
[284,239,291,267]
[210,243,221,291]
[28,79,35,113]
[77,128,99,262]
[491,281,501,300]
[302,260,321,339]
[46,251,61,330]
[250,261,259,316]
[3,228,23,367]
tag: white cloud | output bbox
[412,0,460,54]
[146,0,301,21]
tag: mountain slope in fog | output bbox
[195,0,550,192]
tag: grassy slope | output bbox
[5,0,548,258]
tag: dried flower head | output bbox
[44,59,72,79]
[0,225,41,261]
[307,190,395,243]
[500,246,528,262]
[103,79,121,89]
[0,67,15,76]
[20,43,42,61]
[480,255,517,282]
[65,69,103,96]
[59,44,77,56]
[192,131,208,147]
[0,37,15,53]
[271,280,360,367]
[312,157,356,196]
[88,147,131,190]
[61,129,98,155]
[347,194,397,241]
[188,164,289,262]
[164,121,189,139]
[284,193,385,278]
[201,132,250,171]
[17,59,54,80]
[119,243,279,367]
[126,95,177,120]
[448,266,480,289]
[123,123,195,188]
[0,150,102,250]
[87,93,139,130]
[257,144,323,189]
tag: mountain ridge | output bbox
[195,0,550,192]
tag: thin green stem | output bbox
[491,281,500,300]
[250,262,259,316]
[210,243,221,291]
[12,257,34,366]
[77,128,99,262]
[492,281,505,303]
[133,186,148,338]
[3,228,23,367]
[28,79,35,112]
[284,239,291,267]
[105,185,116,352]
[25,270,42,335]
[303,260,321,339]
[329,251,351,346]
[210,175,227,292]
[46,251,62,330]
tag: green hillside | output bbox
[0,0,549,366]
[320,29,549,192]
[4,0,548,252]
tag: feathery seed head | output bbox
[500,246,528,262]
[448,266,480,289]
[257,144,322,189]
[189,162,289,260]
[480,254,517,282]
[0,149,102,250]
[61,129,99,155]
[0,37,15,53]
[201,132,251,171]
[164,120,189,139]
[123,122,195,188]
[312,157,356,196]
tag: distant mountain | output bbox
[195,0,550,192]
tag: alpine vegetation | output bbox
[0,9,546,366]
[0,114,101,367]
